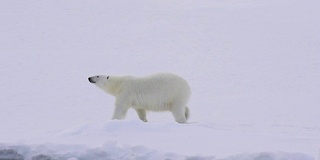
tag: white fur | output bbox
[88,73,191,123]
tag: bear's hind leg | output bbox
[135,109,147,122]
[185,106,190,120]
[171,106,187,123]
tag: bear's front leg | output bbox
[112,105,128,120]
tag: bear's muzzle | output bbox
[88,77,96,83]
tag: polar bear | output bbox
[88,73,191,123]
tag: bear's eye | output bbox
[97,76,100,78]
[107,76,109,79]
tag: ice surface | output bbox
[1,0,320,159]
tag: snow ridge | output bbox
[0,144,314,160]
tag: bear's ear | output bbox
[107,76,110,80]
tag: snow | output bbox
[0,121,319,160]
[1,0,320,159]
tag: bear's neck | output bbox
[107,76,126,96]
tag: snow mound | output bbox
[1,120,317,160]
[222,152,313,160]
[0,143,205,160]
[0,145,313,160]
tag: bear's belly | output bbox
[131,100,172,111]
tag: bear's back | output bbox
[133,73,190,94]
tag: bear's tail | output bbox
[185,106,190,120]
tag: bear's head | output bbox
[88,75,116,95]
[88,75,109,84]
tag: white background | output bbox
[1,0,320,159]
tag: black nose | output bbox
[88,77,95,83]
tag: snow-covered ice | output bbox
[0,120,318,159]
[1,0,320,159]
